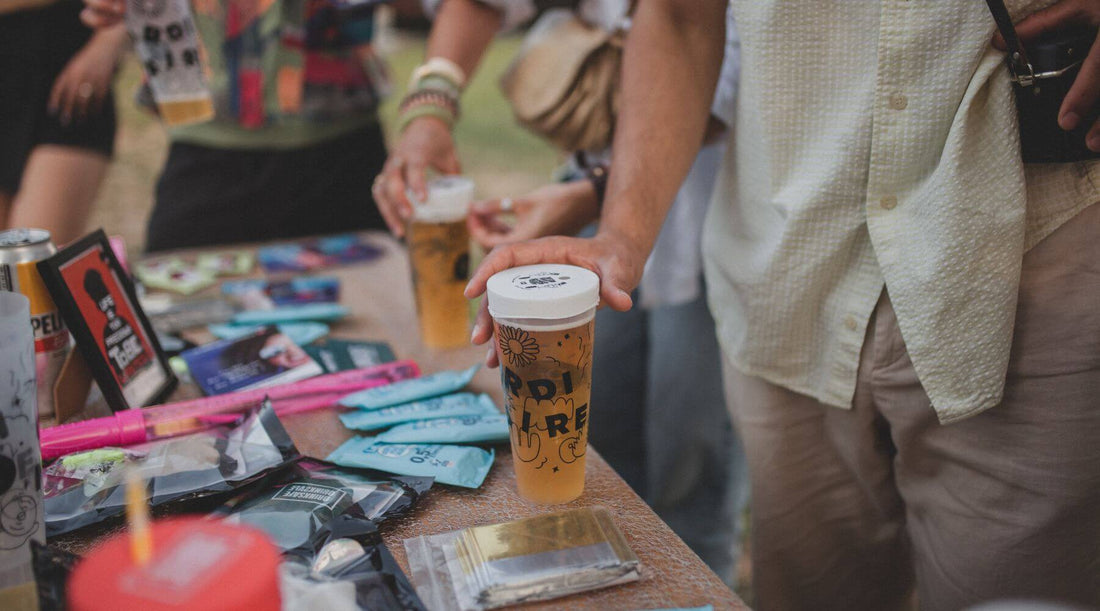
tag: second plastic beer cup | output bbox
[407,176,475,348]
[127,0,215,126]
[486,264,599,504]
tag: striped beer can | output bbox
[0,229,70,418]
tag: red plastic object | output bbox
[68,518,281,611]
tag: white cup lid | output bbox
[486,264,600,320]
[410,176,475,222]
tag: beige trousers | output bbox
[723,204,1100,611]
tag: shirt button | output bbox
[880,195,898,210]
[844,316,858,331]
[889,93,908,110]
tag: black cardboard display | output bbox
[37,229,177,412]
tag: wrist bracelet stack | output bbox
[397,57,466,134]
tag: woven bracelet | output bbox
[398,89,459,115]
[396,87,460,134]
[397,103,457,134]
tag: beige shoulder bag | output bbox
[500,9,626,152]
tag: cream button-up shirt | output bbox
[705,0,1100,423]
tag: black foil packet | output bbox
[32,541,79,611]
[218,458,431,556]
[281,516,427,611]
[44,403,299,537]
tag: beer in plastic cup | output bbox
[407,176,474,348]
[486,264,599,504]
[127,0,215,126]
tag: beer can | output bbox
[0,229,70,419]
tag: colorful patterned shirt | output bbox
[171,0,389,148]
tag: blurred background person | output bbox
[372,0,748,586]
[0,0,127,245]
[80,0,392,252]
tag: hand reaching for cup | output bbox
[372,116,462,237]
[467,180,601,250]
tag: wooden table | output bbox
[52,232,748,610]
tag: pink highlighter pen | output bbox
[39,359,420,460]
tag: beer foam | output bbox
[410,176,474,223]
[494,310,595,332]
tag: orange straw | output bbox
[125,468,152,566]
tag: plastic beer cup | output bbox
[486,264,599,504]
[407,176,475,348]
[127,0,215,126]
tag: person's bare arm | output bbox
[374,0,503,236]
[426,0,501,78]
[597,0,727,264]
[466,0,727,363]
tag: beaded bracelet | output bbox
[396,89,460,134]
[398,89,459,115]
[414,74,461,99]
[409,57,467,92]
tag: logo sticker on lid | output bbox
[512,271,573,290]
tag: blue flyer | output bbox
[180,326,323,395]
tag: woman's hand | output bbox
[49,25,127,124]
[372,116,461,237]
[995,0,1100,149]
[80,0,124,28]
[467,180,601,250]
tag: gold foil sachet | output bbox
[404,506,641,610]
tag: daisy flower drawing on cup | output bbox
[498,326,539,367]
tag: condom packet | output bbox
[305,339,396,373]
[144,296,236,334]
[217,458,432,555]
[375,415,510,445]
[196,251,255,276]
[232,303,349,325]
[339,365,479,410]
[404,507,641,610]
[280,516,426,611]
[327,437,494,489]
[43,402,300,537]
[135,257,217,295]
[222,276,341,310]
[339,393,499,432]
[207,322,331,346]
[258,234,384,273]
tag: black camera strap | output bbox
[983,0,1035,84]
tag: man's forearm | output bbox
[426,0,503,81]
[599,0,727,256]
